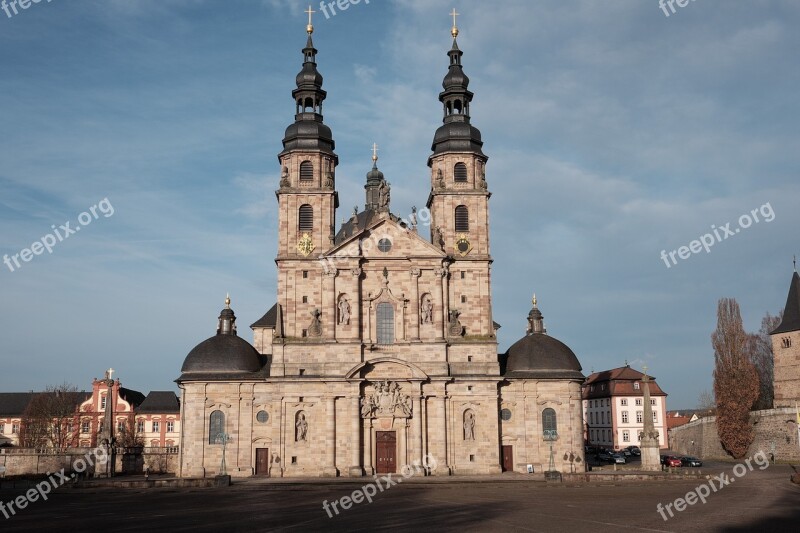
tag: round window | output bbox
[378,238,392,252]
[256,410,269,424]
[500,408,512,421]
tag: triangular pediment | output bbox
[324,216,446,260]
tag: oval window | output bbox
[256,411,269,424]
[378,238,392,252]
[500,408,512,421]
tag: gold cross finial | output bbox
[305,5,315,34]
[372,143,379,163]
[450,8,459,38]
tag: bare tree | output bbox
[712,298,760,459]
[697,389,716,415]
[19,383,81,451]
[116,418,144,448]
[751,310,783,410]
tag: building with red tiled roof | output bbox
[581,365,668,450]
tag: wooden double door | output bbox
[375,431,397,474]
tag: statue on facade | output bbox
[421,295,434,325]
[479,169,488,190]
[448,309,464,337]
[280,166,290,188]
[361,380,412,418]
[295,413,308,442]
[308,308,323,337]
[464,410,476,441]
[379,180,391,209]
[324,170,334,189]
[432,226,444,250]
[338,298,351,325]
[436,168,445,189]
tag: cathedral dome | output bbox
[180,297,262,376]
[503,297,584,380]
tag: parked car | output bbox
[597,450,613,463]
[611,453,626,464]
[660,455,682,467]
[625,446,641,456]
[619,448,632,457]
[681,456,703,467]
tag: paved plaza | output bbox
[1,462,798,532]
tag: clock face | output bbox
[455,234,472,257]
[297,233,315,256]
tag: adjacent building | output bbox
[772,270,800,408]
[582,366,668,450]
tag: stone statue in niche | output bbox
[338,298,351,325]
[295,412,308,442]
[308,308,323,337]
[432,226,444,250]
[280,166,290,188]
[464,410,476,441]
[479,169,488,190]
[324,170,334,189]
[448,309,464,337]
[421,295,434,325]
[436,168,445,189]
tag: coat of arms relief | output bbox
[360,380,412,418]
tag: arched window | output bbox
[454,162,468,182]
[376,303,394,345]
[299,160,314,181]
[542,408,557,438]
[455,205,469,232]
[298,205,314,232]
[209,410,224,444]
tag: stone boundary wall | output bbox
[669,407,800,461]
[0,447,178,477]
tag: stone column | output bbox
[350,267,362,341]
[434,267,447,340]
[324,268,338,340]
[363,418,374,475]
[323,396,337,477]
[410,268,421,341]
[348,395,362,476]
[433,394,450,475]
[413,393,424,472]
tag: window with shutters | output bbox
[376,303,394,345]
[454,162,467,182]
[299,205,314,232]
[455,205,469,232]
[299,160,313,181]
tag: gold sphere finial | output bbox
[372,143,379,163]
[305,5,315,35]
[450,8,459,38]
[532,293,537,307]
[225,293,231,309]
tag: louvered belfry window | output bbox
[299,205,314,232]
[299,160,314,181]
[454,162,468,182]
[455,205,469,232]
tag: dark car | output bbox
[625,446,641,456]
[681,456,702,467]
[597,450,613,463]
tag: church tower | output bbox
[426,15,494,339]
[275,15,339,339]
[772,264,800,408]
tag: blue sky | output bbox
[1,0,797,409]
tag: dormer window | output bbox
[634,382,640,390]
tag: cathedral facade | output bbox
[176,19,586,478]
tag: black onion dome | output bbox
[504,334,584,380]
[431,121,485,156]
[296,62,323,88]
[181,335,261,374]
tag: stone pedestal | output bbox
[348,466,363,477]
[640,439,661,471]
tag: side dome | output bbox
[505,334,583,379]
[503,296,584,380]
[179,296,263,377]
[181,334,261,374]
